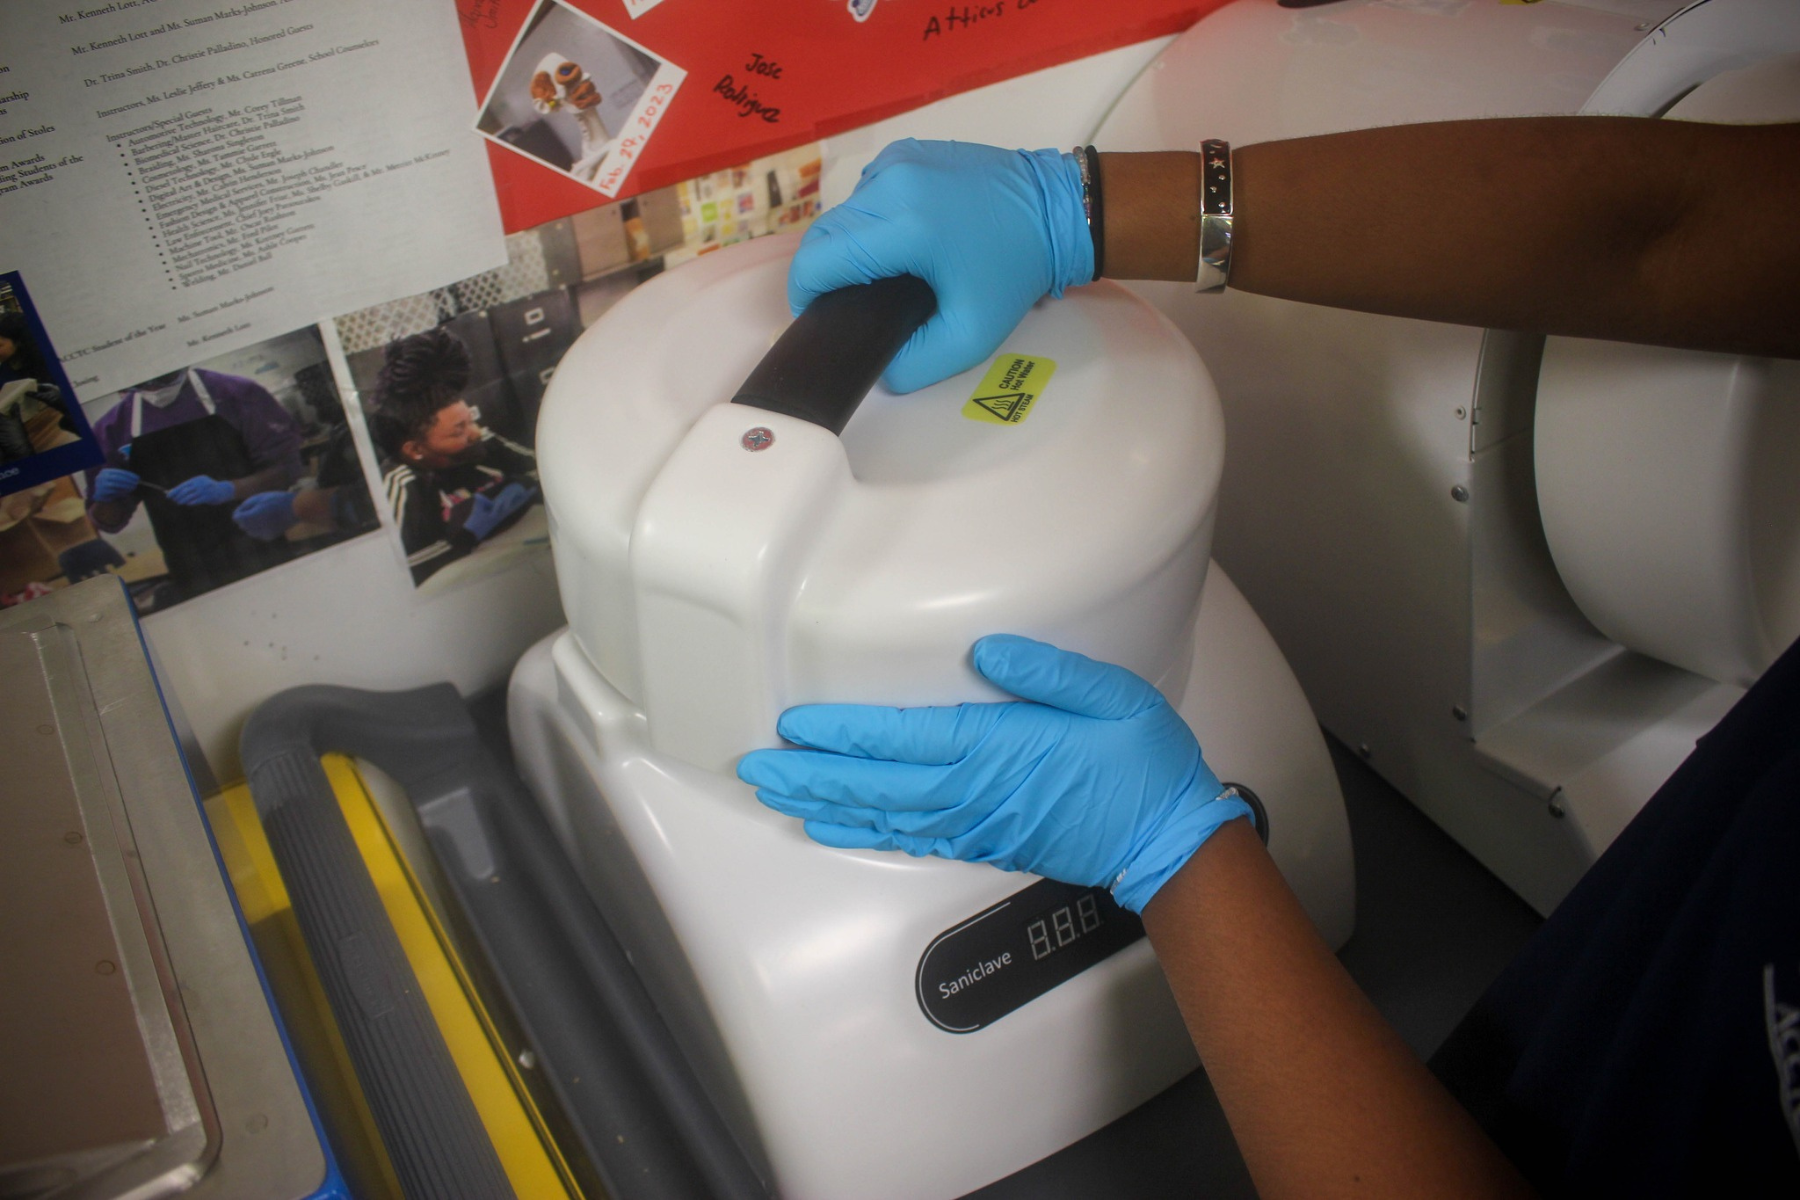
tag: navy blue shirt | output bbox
[1433,637,1800,1196]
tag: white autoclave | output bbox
[508,235,1354,1199]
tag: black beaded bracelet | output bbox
[1082,144,1105,281]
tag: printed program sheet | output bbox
[0,0,507,397]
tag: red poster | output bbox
[457,0,1224,232]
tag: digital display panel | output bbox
[915,878,1144,1034]
[1025,890,1105,961]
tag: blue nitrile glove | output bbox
[232,490,298,540]
[737,634,1253,913]
[463,482,534,541]
[788,139,1093,395]
[91,467,141,502]
[167,474,236,506]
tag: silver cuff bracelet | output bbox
[1197,139,1232,294]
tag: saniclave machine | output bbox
[509,234,1356,1199]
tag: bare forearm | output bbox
[1097,150,1201,281]
[1100,118,1800,358]
[1143,821,1533,1200]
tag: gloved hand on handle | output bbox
[788,140,1094,395]
[737,634,1251,913]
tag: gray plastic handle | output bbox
[242,685,771,1200]
[241,705,515,1200]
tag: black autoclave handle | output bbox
[731,274,937,435]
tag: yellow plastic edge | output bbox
[207,758,583,1200]
[208,783,407,1200]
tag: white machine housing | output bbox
[546,238,1225,771]
[512,235,1354,1199]
[1097,0,1800,913]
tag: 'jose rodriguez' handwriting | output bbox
[712,71,779,123]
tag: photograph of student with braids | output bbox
[329,141,823,592]
[366,327,542,587]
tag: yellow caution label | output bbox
[963,353,1056,426]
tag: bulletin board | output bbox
[458,0,1228,231]
[1,0,1217,772]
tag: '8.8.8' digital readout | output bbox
[1026,891,1104,960]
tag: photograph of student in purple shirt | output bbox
[49,327,382,613]
[83,366,305,605]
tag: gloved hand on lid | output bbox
[787,140,1095,395]
[737,634,1251,913]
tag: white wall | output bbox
[146,527,563,782]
